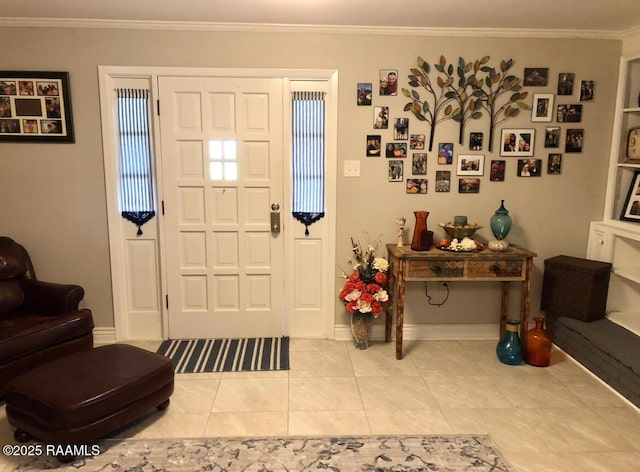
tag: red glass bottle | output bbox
[525,317,552,367]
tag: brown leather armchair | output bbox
[0,237,94,394]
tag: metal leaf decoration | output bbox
[471,58,530,152]
[401,57,455,151]
[403,54,529,152]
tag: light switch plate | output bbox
[343,160,360,177]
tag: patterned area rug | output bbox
[11,435,514,471]
[156,337,289,373]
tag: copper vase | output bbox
[525,317,552,367]
[411,211,431,251]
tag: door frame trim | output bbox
[99,66,338,340]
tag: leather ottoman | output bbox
[5,344,174,451]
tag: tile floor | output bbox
[1,338,639,471]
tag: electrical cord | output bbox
[424,281,450,307]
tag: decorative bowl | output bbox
[439,222,483,240]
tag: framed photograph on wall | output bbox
[621,170,640,222]
[357,82,372,106]
[566,129,584,153]
[557,104,582,122]
[406,178,428,194]
[412,153,427,175]
[547,153,562,174]
[0,71,74,143]
[523,67,548,86]
[379,69,398,96]
[500,129,535,156]
[469,132,483,150]
[366,135,381,157]
[458,178,480,193]
[388,160,403,181]
[373,106,389,129]
[489,160,506,181]
[435,171,451,192]
[544,126,561,148]
[410,134,425,149]
[531,93,554,122]
[517,159,542,177]
[456,154,484,176]
[557,73,575,95]
[580,80,596,102]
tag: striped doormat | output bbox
[156,337,289,373]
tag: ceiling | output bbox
[1,0,640,35]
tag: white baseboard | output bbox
[93,327,117,346]
[335,322,500,341]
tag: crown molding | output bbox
[0,17,626,40]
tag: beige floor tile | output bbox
[357,376,437,410]
[518,407,634,452]
[349,344,420,377]
[426,375,512,409]
[561,376,630,408]
[289,339,349,352]
[113,410,209,439]
[168,378,219,414]
[366,409,453,434]
[411,348,483,377]
[204,411,288,437]
[289,377,363,411]
[544,349,593,380]
[288,410,371,436]
[593,406,640,451]
[492,373,587,408]
[507,451,640,472]
[289,350,355,378]
[212,378,288,412]
[442,408,549,453]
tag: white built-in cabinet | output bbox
[587,52,640,321]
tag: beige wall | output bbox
[0,26,621,332]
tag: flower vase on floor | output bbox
[525,317,552,367]
[496,319,523,365]
[351,312,373,350]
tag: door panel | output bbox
[159,76,284,339]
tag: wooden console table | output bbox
[386,244,536,359]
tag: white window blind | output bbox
[116,88,155,235]
[291,91,325,236]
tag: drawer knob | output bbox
[431,265,442,274]
[490,264,501,273]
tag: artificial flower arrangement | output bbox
[338,238,391,318]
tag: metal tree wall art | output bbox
[403,55,529,153]
[402,56,455,152]
[436,55,484,146]
[471,58,529,152]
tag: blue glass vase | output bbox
[496,319,523,365]
[490,200,512,240]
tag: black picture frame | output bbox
[0,71,74,143]
[620,170,640,222]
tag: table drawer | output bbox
[407,260,465,278]
[467,260,524,278]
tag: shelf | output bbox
[623,107,640,113]
[613,267,640,285]
[617,161,640,169]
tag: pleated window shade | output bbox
[116,88,156,236]
[291,91,325,236]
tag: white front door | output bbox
[159,76,284,339]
